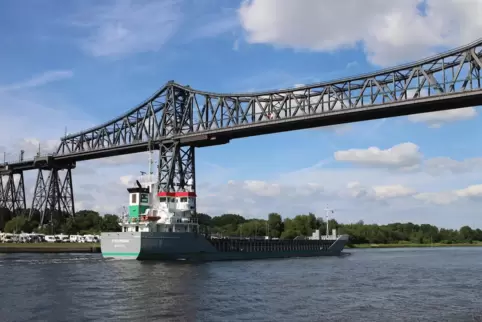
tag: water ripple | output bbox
[1,248,482,321]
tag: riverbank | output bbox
[347,242,482,249]
[0,243,101,253]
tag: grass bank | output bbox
[0,243,101,253]
[347,242,482,249]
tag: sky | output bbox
[1,0,482,229]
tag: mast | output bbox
[324,206,334,237]
[148,143,154,182]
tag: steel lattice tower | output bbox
[157,86,196,203]
[1,172,26,216]
[0,176,5,209]
[29,166,75,226]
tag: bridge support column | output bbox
[158,142,196,198]
[156,84,196,209]
[2,172,26,216]
[29,167,75,226]
[0,175,5,209]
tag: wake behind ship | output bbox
[101,165,349,261]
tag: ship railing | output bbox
[319,234,345,240]
[188,217,198,224]
[173,217,199,224]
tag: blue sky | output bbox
[1,0,482,228]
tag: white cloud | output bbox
[415,184,482,206]
[0,70,73,92]
[333,143,482,177]
[373,184,416,199]
[334,142,422,169]
[407,108,478,128]
[71,0,183,57]
[242,180,282,197]
[414,191,459,205]
[196,165,482,228]
[400,90,479,128]
[423,157,482,175]
[119,175,136,187]
[456,184,482,199]
[343,181,415,200]
[238,0,482,66]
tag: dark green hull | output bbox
[101,232,349,262]
[137,250,345,261]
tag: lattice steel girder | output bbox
[0,175,5,209]
[158,142,195,195]
[4,172,26,216]
[55,39,482,156]
[30,168,75,226]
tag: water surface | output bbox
[1,247,481,321]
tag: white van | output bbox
[44,235,57,243]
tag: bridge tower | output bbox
[0,175,5,209]
[29,164,75,226]
[0,171,26,216]
[157,85,196,208]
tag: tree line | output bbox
[0,208,120,235]
[1,208,481,244]
[197,212,482,245]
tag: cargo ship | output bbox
[101,162,349,261]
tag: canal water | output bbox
[0,247,481,322]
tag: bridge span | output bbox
[2,39,482,225]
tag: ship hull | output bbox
[101,232,349,262]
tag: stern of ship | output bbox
[101,232,142,260]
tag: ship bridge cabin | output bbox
[157,191,196,212]
[121,186,198,233]
[156,191,198,233]
[127,186,150,221]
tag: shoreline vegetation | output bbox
[1,209,482,253]
[347,242,482,249]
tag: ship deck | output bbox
[208,237,334,252]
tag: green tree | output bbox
[267,213,283,238]
[459,226,474,242]
[4,216,37,233]
[101,214,121,232]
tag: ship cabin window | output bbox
[170,198,176,203]
[180,197,187,203]
[131,194,137,204]
[159,197,167,202]
[135,226,139,232]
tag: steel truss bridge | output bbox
[2,39,482,225]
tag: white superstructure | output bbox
[118,151,199,234]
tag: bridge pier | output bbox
[153,84,197,212]
[0,172,26,216]
[29,166,75,226]
[0,176,4,209]
[158,142,196,198]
